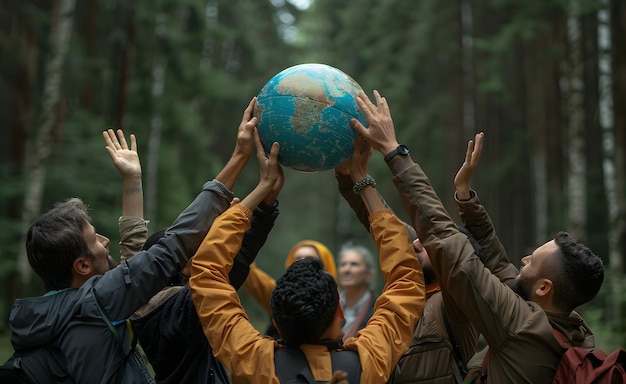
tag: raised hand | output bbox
[233,97,258,159]
[254,128,280,189]
[349,136,372,183]
[239,129,280,211]
[334,158,351,176]
[103,129,142,179]
[350,90,398,155]
[454,132,484,200]
[263,164,285,206]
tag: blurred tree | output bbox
[599,0,625,340]
[565,0,587,240]
[17,0,77,286]
[0,0,624,347]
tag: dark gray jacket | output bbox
[9,180,233,383]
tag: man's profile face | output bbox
[510,239,558,301]
[82,223,112,276]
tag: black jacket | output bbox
[131,202,279,384]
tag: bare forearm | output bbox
[215,152,250,191]
[359,185,385,214]
[122,174,144,218]
[240,184,273,212]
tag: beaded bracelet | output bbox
[352,176,376,194]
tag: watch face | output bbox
[399,145,409,155]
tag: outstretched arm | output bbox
[454,133,517,282]
[350,90,458,243]
[103,129,143,219]
[190,130,281,381]
[216,97,258,190]
[96,100,259,320]
[103,128,147,262]
[343,135,425,383]
[230,167,284,290]
[351,90,534,356]
[454,132,483,201]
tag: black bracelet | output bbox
[352,176,376,194]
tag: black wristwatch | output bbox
[384,144,410,163]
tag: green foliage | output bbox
[1,0,624,353]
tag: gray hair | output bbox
[338,241,377,291]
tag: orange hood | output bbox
[284,240,337,280]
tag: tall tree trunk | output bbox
[145,14,166,230]
[200,0,219,71]
[523,33,549,246]
[609,1,626,267]
[114,0,138,128]
[565,0,587,239]
[599,0,625,341]
[79,0,98,111]
[460,0,475,139]
[17,0,77,285]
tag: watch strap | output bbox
[384,144,409,163]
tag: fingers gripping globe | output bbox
[253,63,367,173]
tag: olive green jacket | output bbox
[385,154,594,384]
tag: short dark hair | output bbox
[26,198,93,291]
[550,231,604,313]
[270,257,339,347]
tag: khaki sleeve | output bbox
[118,216,149,261]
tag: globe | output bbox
[253,63,367,172]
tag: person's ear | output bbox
[534,278,553,298]
[336,301,345,322]
[272,318,282,337]
[73,256,93,277]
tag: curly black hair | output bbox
[270,257,339,347]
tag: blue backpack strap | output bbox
[94,298,155,384]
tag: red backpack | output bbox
[551,328,626,384]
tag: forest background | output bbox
[1,0,625,359]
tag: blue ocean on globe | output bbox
[254,63,367,172]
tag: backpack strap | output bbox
[476,329,571,384]
[330,350,361,383]
[551,328,572,348]
[274,348,317,384]
[274,348,361,383]
[95,300,136,356]
[94,298,155,384]
[440,300,468,382]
